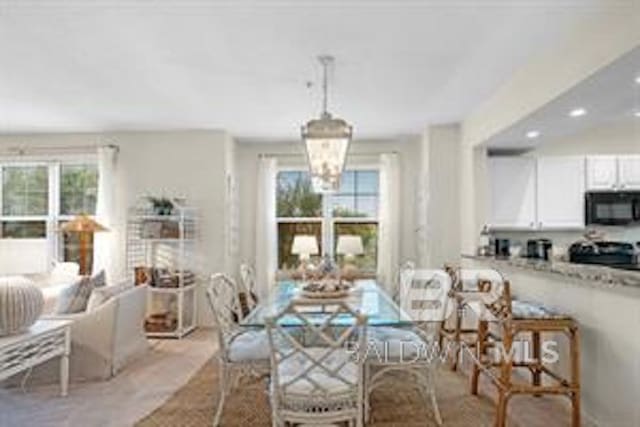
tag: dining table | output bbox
[241,279,414,328]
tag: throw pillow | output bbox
[91,270,107,289]
[54,271,107,314]
[55,276,94,314]
[86,280,134,312]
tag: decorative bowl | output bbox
[300,280,351,299]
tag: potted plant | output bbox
[147,197,174,216]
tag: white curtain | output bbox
[92,145,119,282]
[255,156,278,300]
[377,153,400,294]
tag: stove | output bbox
[568,241,639,269]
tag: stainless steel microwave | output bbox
[585,192,640,225]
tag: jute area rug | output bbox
[136,357,503,427]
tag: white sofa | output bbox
[41,283,149,381]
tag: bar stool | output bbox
[439,265,504,371]
[469,281,581,427]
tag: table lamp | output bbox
[61,214,109,275]
[291,235,319,279]
[336,235,364,281]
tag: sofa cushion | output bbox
[55,271,108,314]
[86,280,134,313]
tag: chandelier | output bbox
[301,55,353,193]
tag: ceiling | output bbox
[0,0,624,141]
[487,45,640,150]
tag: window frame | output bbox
[0,157,98,268]
[276,164,379,272]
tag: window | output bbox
[60,164,98,215]
[276,169,379,272]
[1,165,49,241]
[58,164,99,269]
[2,166,49,216]
[332,171,379,271]
[1,221,47,238]
[0,161,98,270]
[331,170,379,218]
[277,171,323,269]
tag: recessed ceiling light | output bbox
[635,75,640,84]
[569,108,587,117]
[526,130,540,139]
[634,110,640,118]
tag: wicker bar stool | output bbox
[469,281,581,427]
[439,265,505,371]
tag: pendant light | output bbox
[301,55,353,193]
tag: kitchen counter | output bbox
[462,254,640,289]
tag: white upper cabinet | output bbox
[586,156,618,191]
[618,155,640,190]
[488,157,537,229]
[536,157,585,229]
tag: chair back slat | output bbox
[206,273,244,352]
[239,263,258,311]
[266,299,367,401]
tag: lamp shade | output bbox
[336,235,364,256]
[291,235,319,256]
[60,214,109,233]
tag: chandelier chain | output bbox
[318,55,333,117]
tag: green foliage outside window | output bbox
[60,164,99,215]
[277,172,322,217]
[2,166,49,216]
[276,169,380,272]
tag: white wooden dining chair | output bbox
[392,260,415,303]
[265,299,368,427]
[365,266,453,426]
[239,262,259,313]
[206,273,270,427]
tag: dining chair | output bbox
[206,273,271,427]
[239,263,258,314]
[393,260,415,303]
[265,299,368,427]
[365,266,453,426]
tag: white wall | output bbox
[459,8,639,255]
[463,10,639,149]
[235,137,423,272]
[0,130,234,326]
[0,240,49,274]
[418,124,462,268]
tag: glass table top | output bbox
[241,280,414,327]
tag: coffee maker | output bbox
[494,239,511,258]
[527,239,552,261]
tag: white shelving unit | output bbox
[126,205,198,339]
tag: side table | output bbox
[0,319,71,396]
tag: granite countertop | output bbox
[462,254,640,289]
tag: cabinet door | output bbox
[537,157,585,229]
[586,156,618,191]
[488,157,537,229]
[618,155,640,190]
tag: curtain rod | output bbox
[4,143,119,156]
[258,150,398,158]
